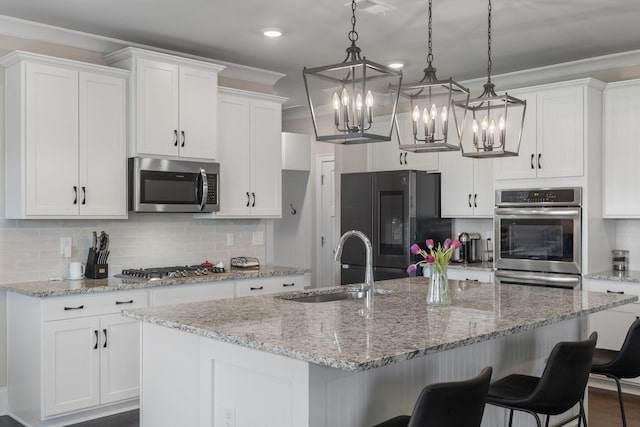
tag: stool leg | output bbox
[579,398,587,427]
[508,409,514,427]
[545,414,550,427]
[612,376,627,427]
[532,413,542,427]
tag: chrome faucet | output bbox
[334,230,374,294]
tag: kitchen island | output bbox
[124,278,636,427]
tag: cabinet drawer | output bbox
[150,282,235,306]
[235,275,303,298]
[43,290,148,321]
[447,269,494,283]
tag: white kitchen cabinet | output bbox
[105,47,224,160]
[44,317,101,416]
[440,150,494,217]
[602,79,640,217]
[495,79,604,181]
[8,290,147,425]
[149,281,235,305]
[235,275,304,298]
[1,51,128,219]
[214,88,286,218]
[585,278,640,387]
[368,113,439,172]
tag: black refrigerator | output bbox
[340,170,451,285]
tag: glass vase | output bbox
[427,263,451,306]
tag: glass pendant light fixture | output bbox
[455,0,526,158]
[397,0,470,153]
[303,0,403,144]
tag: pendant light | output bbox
[303,0,403,144]
[455,0,526,158]
[397,0,470,153]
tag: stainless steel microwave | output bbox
[128,157,220,213]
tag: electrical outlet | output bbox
[59,237,72,257]
[226,233,234,246]
[223,403,235,427]
[252,231,264,245]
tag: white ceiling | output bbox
[1,0,640,109]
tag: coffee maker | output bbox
[458,232,481,263]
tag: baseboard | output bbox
[0,387,8,415]
[589,376,640,396]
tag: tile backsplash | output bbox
[0,214,267,284]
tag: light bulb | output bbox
[430,104,437,119]
[341,88,350,106]
[472,119,479,134]
[488,119,496,134]
[498,115,505,131]
[332,93,340,111]
[365,90,374,108]
[355,93,363,111]
[481,116,489,130]
[422,107,429,123]
[412,106,420,122]
[441,106,448,122]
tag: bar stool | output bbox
[372,366,492,427]
[591,318,640,427]
[486,332,597,427]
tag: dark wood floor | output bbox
[0,387,637,426]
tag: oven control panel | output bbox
[496,187,581,206]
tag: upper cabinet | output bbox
[213,88,286,218]
[105,48,224,160]
[1,51,129,219]
[368,113,439,172]
[495,79,604,182]
[440,151,494,218]
[603,79,640,218]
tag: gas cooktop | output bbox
[117,265,226,281]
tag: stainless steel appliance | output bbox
[458,232,481,263]
[129,157,219,213]
[494,187,582,288]
[340,170,451,284]
[117,265,227,281]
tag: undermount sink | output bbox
[282,289,391,303]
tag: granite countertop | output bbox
[584,270,640,283]
[447,261,494,271]
[122,277,636,372]
[0,265,309,298]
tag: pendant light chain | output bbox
[349,0,359,44]
[487,0,492,83]
[427,0,433,66]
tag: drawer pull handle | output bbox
[250,286,264,291]
[282,282,295,287]
[466,279,479,282]
[93,330,98,350]
[103,329,108,348]
[64,305,84,311]
[116,300,134,305]
[606,290,624,294]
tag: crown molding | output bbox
[0,14,285,86]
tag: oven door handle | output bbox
[495,270,581,289]
[494,207,581,217]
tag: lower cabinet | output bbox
[235,275,304,298]
[585,278,640,387]
[447,269,494,283]
[43,315,140,416]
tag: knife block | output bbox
[85,248,108,279]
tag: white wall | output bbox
[613,220,640,271]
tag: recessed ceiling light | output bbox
[388,62,404,69]
[262,28,283,38]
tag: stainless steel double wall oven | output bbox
[494,188,582,289]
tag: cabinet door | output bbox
[440,151,474,217]
[250,99,282,217]
[536,86,584,178]
[473,158,495,217]
[494,91,537,180]
[25,62,79,216]
[603,83,640,217]
[99,315,140,404]
[44,317,100,416]
[217,94,252,216]
[135,58,179,156]
[235,275,304,298]
[78,72,127,217]
[178,65,218,160]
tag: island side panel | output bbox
[308,317,584,427]
[140,323,201,427]
[198,338,310,427]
